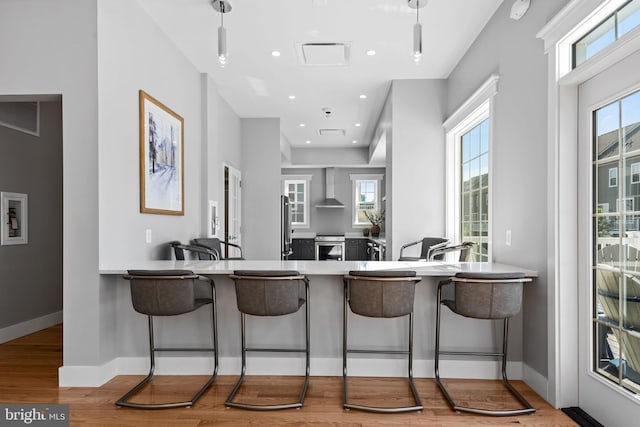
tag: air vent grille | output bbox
[297,43,351,66]
[317,129,345,136]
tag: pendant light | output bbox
[408,0,427,63]
[212,0,232,66]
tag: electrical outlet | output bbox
[145,229,152,244]
[506,229,512,246]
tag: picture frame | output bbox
[139,90,184,215]
[207,200,219,238]
[1,192,28,245]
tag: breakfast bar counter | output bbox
[81,260,537,387]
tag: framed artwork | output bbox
[139,90,184,215]
[207,200,219,238]
[1,192,28,245]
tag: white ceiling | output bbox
[136,0,504,152]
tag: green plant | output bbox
[364,209,385,227]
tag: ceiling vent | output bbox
[296,42,351,66]
[317,129,345,137]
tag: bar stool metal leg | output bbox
[342,277,423,413]
[434,280,535,416]
[116,277,218,409]
[225,276,310,410]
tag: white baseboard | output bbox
[523,363,548,401]
[0,311,62,344]
[59,356,524,387]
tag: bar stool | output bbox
[225,270,310,410]
[116,270,218,409]
[435,272,535,416]
[343,270,423,413]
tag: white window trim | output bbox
[282,174,312,229]
[444,74,498,262]
[609,167,618,187]
[350,174,383,227]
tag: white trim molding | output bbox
[0,311,62,344]
[537,0,640,409]
[59,356,524,387]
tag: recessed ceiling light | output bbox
[352,140,357,144]
[299,123,305,127]
[288,95,296,100]
[366,50,376,56]
[271,50,281,57]
[355,123,361,127]
[359,94,367,99]
[305,140,311,144]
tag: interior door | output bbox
[578,48,640,424]
[224,164,242,258]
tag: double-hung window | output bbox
[351,174,383,226]
[444,76,498,262]
[282,175,311,228]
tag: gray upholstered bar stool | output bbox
[117,270,218,409]
[225,270,310,410]
[435,272,535,416]
[343,270,423,413]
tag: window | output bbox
[444,75,498,263]
[609,167,618,187]
[573,0,640,68]
[632,162,640,183]
[282,175,312,228]
[459,119,490,262]
[350,174,383,226]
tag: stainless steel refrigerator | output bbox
[281,195,292,260]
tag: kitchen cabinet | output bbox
[345,238,368,261]
[291,238,315,260]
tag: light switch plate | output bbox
[506,229,512,246]
[145,229,152,244]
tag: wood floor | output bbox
[0,325,578,426]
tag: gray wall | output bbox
[201,75,242,239]
[281,167,385,235]
[380,79,447,260]
[0,100,62,329]
[98,0,204,264]
[446,0,571,378]
[241,118,281,259]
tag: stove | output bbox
[315,233,345,260]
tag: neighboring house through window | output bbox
[282,175,312,228]
[351,174,383,226]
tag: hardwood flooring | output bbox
[0,325,578,426]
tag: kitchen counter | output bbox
[100,259,534,276]
[70,260,538,388]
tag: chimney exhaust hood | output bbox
[315,167,344,208]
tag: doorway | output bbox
[578,47,640,423]
[224,164,242,258]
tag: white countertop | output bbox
[99,260,537,277]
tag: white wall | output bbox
[0,0,100,366]
[241,118,281,259]
[98,0,204,264]
[387,79,447,260]
[446,0,571,383]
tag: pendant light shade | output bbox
[408,0,426,63]
[212,0,232,66]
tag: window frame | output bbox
[350,174,383,227]
[282,175,312,228]
[631,162,640,183]
[443,75,498,263]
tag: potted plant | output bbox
[364,209,385,238]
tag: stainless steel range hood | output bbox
[315,167,344,208]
